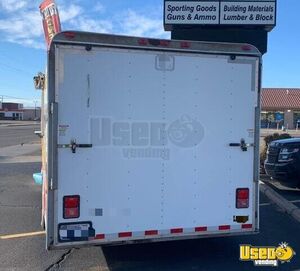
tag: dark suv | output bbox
[264,138,300,188]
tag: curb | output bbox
[0,125,36,128]
[0,122,40,127]
[260,182,300,223]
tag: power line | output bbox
[0,95,40,103]
[0,61,33,76]
[0,49,44,76]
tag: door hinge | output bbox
[50,178,54,190]
[50,103,54,115]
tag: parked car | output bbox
[264,138,300,188]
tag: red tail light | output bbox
[63,195,80,219]
[159,40,170,47]
[180,41,191,48]
[241,45,252,51]
[63,32,76,39]
[236,188,249,208]
[138,38,148,46]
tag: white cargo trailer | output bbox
[42,31,261,249]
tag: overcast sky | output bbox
[0,0,299,107]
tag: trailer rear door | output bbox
[48,39,260,248]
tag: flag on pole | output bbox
[39,0,61,49]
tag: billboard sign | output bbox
[164,0,276,30]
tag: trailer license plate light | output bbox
[236,188,249,209]
[63,195,80,219]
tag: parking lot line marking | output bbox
[0,231,45,240]
[260,202,271,206]
[260,200,300,207]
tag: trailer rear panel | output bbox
[46,32,261,249]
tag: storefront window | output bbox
[261,111,284,129]
[294,111,300,129]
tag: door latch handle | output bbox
[229,138,253,152]
[71,140,77,153]
[58,140,92,153]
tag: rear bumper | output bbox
[264,161,299,186]
[49,227,258,250]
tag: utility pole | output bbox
[34,101,37,119]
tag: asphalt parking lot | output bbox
[0,121,40,148]
[0,123,300,271]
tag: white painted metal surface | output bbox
[52,42,259,246]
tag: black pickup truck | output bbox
[264,138,300,188]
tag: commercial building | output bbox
[0,102,24,120]
[1,90,299,127]
[23,108,41,121]
[261,88,300,129]
[0,102,41,121]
